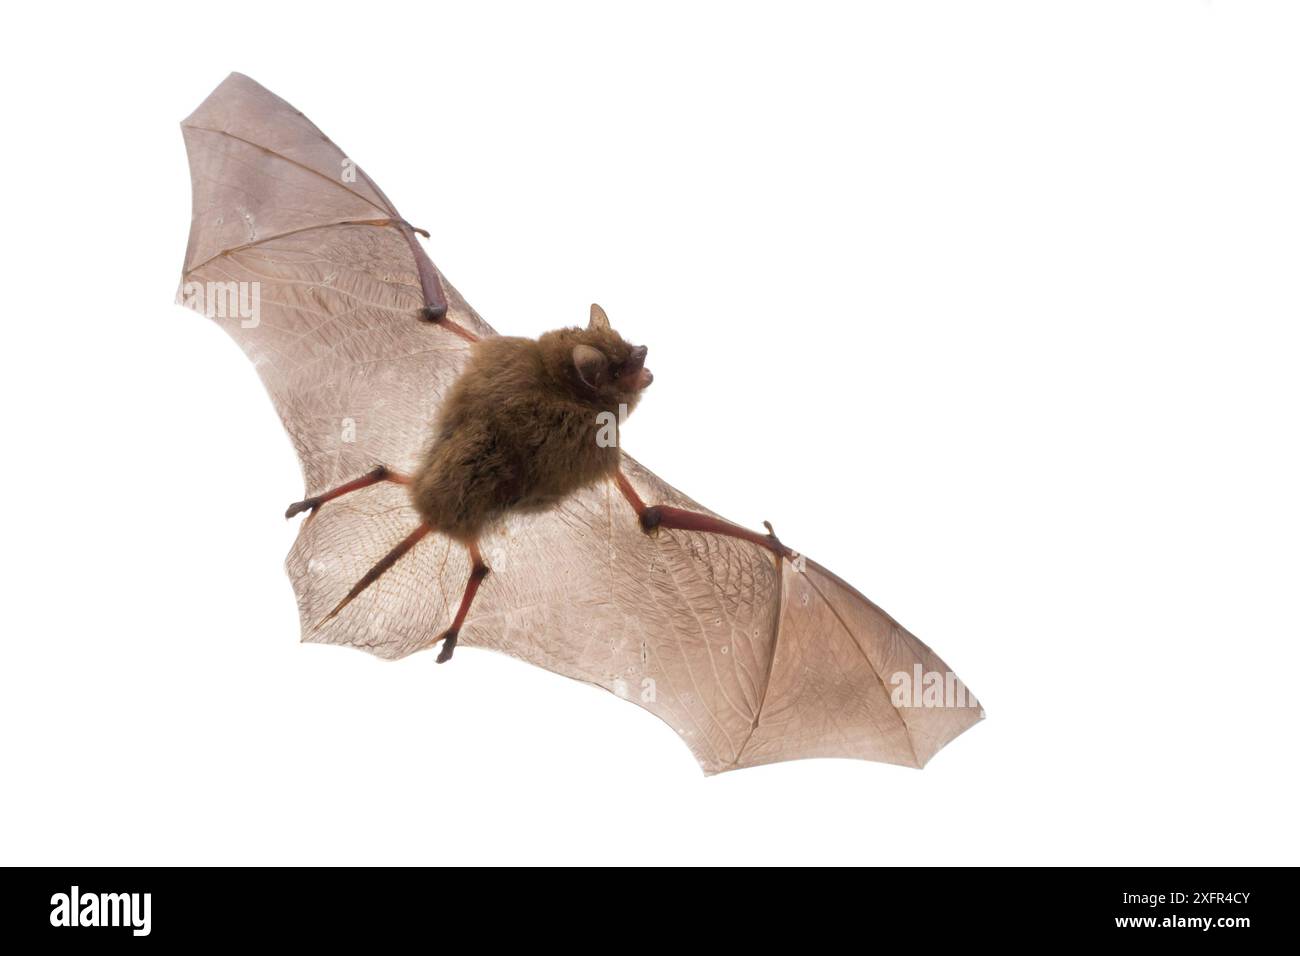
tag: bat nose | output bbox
[626,346,651,388]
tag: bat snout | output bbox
[625,345,652,389]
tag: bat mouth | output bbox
[623,346,652,390]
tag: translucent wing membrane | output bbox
[180,73,982,773]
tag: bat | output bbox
[303,307,662,663]
[177,73,983,774]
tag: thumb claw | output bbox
[762,520,795,561]
[763,520,783,545]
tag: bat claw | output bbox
[285,498,318,519]
[762,520,795,561]
[436,630,458,663]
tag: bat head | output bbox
[543,304,654,412]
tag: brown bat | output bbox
[300,309,664,663]
[178,73,983,774]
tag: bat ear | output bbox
[572,344,609,390]
[588,303,611,331]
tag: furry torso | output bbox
[411,335,621,541]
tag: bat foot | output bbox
[436,630,458,663]
[285,497,319,519]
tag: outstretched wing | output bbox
[179,73,983,774]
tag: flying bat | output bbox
[177,73,983,774]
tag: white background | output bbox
[2,1,1297,865]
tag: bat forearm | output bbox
[613,468,791,559]
[642,505,790,557]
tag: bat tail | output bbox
[313,522,433,629]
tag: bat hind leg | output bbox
[285,465,411,518]
[434,542,491,664]
[615,468,791,559]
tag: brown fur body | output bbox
[411,316,650,543]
